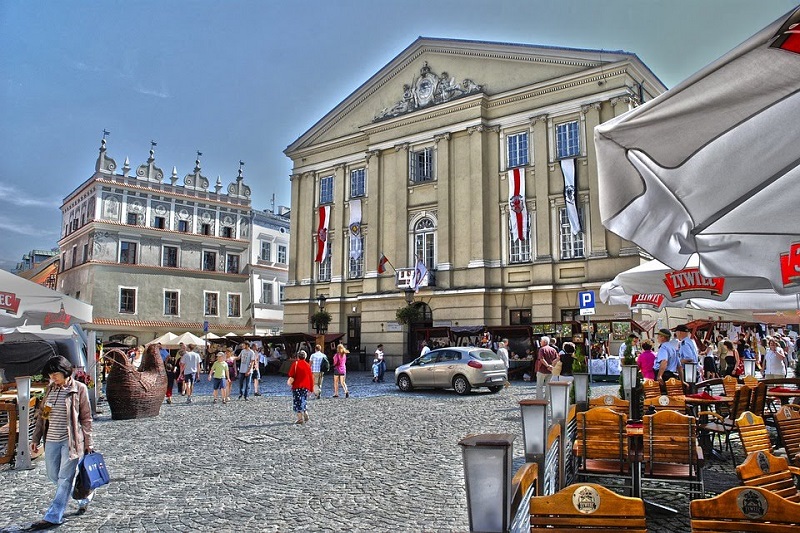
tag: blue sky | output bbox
[0,0,797,271]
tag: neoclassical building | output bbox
[58,139,253,344]
[283,38,666,366]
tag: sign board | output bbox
[385,322,403,332]
[578,290,596,316]
[203,320,209,333]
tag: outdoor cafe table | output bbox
[767,388,800,406]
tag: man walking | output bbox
[535,336,559,400]
[309,344,329,399]
[237,341,257,400]
[179,344,202,403]
[375,344,386,383]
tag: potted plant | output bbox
[310,310,332,332]
[395,305,421,325]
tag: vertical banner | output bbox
[413,259,429,292]
[315,205,331,263]
[348,199,362,260]
[507,167,528,242]
[560,158,582,235]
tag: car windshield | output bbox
[471,349,500,361]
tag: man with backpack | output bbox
[309,344,330,399]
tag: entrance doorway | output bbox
[406,302,433,362]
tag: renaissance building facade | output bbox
[250,206,291,336]
[58,139,253,344]
[283,38,666,366]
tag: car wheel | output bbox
[487,385,503,393]
[453,375,471,395]
[397,374,413,392]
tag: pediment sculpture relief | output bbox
[374,62,483,122]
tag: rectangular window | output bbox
[318,240,331,282]
[222,226,234,238]
[226,254,240,274]
[120,241,137,264]
[164,290,179,316]
[126,212,138,225]
[203,251,217,271]
[260,241,272,261]
[120,288,136,314]
[82,244,89,263]
[510,309,532,325]
[178,220,189,233]
[349,236,364,279]
[201,223,211,235]
[163,246,178,268]
[556,120,580,159]
[319,175,334,204]
[278,284,285,302]
[204,292,219,316]
[350,168,366,198]
[410,147,434,183]
[277,245,287,264]
[262,282,273,304]
[507,132,529,168]
[509,236,531,264]
[72,245,78,267]
[559,207,585,260]
[154,216,165,229]
[227,294,241,317]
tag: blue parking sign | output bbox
[578,291,595,315]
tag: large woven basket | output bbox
[105,347,167,420]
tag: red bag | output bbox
[733,358,745,377]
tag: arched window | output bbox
[413,217,435,268]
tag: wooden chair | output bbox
[588,395,630,415]
[722,375,738,397]
[574,407,633,494]
[665,377,685,396]
[511,462,538,516]
[644,394,686,413]
[642,409,704,499]
[642,378,662,400]
[736,450,800,503]
[775,404,800,467]
[0,402,18,465]
[698,385,752,465]
[530,482,646,532]
[690,486,800,532]
[743,375,759,388]
[737,411,772,459]
[749,382,767,418]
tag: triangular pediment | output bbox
[285,37,648,155]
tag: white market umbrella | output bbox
[146,331,179,346]
[600,258,800,314]
[595,7,800,294]
[0,269,92,328]
[164,332,206,349]
[204,332,222,340]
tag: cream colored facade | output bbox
[284,38,667,366]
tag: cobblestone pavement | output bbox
[0,373,747,532]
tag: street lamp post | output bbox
[314,294,327,334]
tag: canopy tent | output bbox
[594,7,800,295]
[599,258,800,317]
[146,331,179,346]
[160,332,206,349]
[0,268,92,328]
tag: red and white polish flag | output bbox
[315,205,331,262]
[508,167,528,242]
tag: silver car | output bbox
[394,347,507,395]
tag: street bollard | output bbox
[459,433,515,533]
[15,376,33,470]
[519,399,548,496]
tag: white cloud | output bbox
[135,84,170,99]
[0,215,59,237]
[0,182,62,208]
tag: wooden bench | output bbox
[588,395,630,415]
[530,482,646,532]
[642,378,661,400]
[510,462,538,517]
[0,402,17,465]
[690,486,800,532]
[644,394,686,413]
[736,450,800,503]
[665,377,685,396]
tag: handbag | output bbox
[552,360,563,377]
[72,451,110,498]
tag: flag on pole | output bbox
[507,167,528,242]
[348,199,362,260]
[315,205,331,262]
[377,254,389,274]
[412,259,428,293]
[560,158,582,235]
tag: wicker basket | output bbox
[105,347,167,420]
